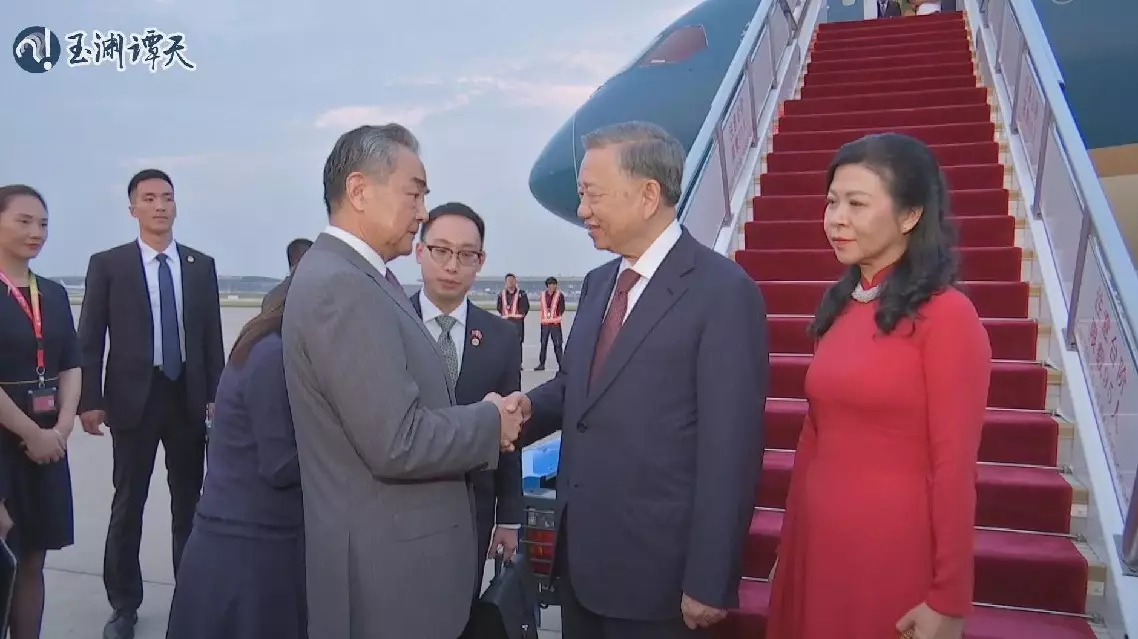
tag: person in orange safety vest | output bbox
[535,276,565,371]
[496,273,529,358]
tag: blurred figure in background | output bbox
[263,238,312,311]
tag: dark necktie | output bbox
[156,253,182,381]
[385,268,406,298]
[589,268,641,388]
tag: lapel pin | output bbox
[471,329,482,347]
[186,255,195,263]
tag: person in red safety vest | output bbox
[496,273,529,358]
[535,276,565,371]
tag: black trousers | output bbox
[509,319,525,361]
[557,515,705,639]
[538,324,563,367]
[104,371,205,613]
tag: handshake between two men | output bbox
[484,391,532,452]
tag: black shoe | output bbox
[534,365,545,371]
[103,609,138,639]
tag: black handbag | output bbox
[460,551,540,639]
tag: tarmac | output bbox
[41,311,573,637]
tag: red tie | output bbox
[589,268,641,388]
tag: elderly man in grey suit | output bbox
[282,124,525,639]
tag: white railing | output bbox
[973,0,1138,573]
[678,0,811,249]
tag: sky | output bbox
[1,0,699,282]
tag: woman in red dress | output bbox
[765,133,992,639]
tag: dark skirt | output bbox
[0,430,74,556]
[166,518,306,639]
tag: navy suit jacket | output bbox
[524,229,770,620]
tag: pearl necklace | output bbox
[851,282,881,303]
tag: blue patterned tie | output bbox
[156,254,182,381]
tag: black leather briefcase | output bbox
[460,551,540,639]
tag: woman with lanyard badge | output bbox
[0,184,81,639]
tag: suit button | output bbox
[576,422,587,432]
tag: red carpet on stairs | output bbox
[716,11,1096,639]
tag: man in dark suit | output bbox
[262,237,312,311]
[507,122,769,638]
[409,202,524,596]
[76,169,225,639]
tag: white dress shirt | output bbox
[137,238,186,367]
[322,225,388,276]
[417,291,468,366]
[607,219,683,321]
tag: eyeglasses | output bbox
[425,244,482,267]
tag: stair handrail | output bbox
[973,0,1138,572]
[676,0,809,248]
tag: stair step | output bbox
[765,314,1038,360]
[754,188,1009,221]
[782,87,990,116]
[741,510,1091,613]
[757,450,1076,534]
[766,141,999,171]
[738,246,1024,282]
[807,49,973,75]
[766,353,1050,410]
[756,280,1033,318]
[777,103,992,135]
[747,215,1017,250]
[815,10,962,35]
[717,580,1099,639]
[804,60,979,87]
[760,163,1004,196]
[772,121,995,153]
[763,399,1062,466]
[801,74,979,99]
[809,34,970,62]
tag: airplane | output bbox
[528,0,763,226]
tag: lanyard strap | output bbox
[0,271,45,380]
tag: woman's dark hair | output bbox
[229,280,290,366]
[808,133,960,338]
[0,184,47,216]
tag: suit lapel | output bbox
[126,243,155,356]
[455,301,489,402]
[564,260,617,418]
[177,243,196,340]
[579,233,696,416]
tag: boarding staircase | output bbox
[671,0,1138,637]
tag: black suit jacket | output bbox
[410,294,525,527]
[524,229,769,620]
[77,241,225,432]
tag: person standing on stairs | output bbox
[506,121,770,639]
[534,276,565,371]
[765,133,992,639]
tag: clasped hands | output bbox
[484,391,531,452]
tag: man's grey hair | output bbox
[322,124,420,216]
[582,121,684,208]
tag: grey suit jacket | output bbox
[281,233,502,639]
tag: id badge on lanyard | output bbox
[0,271,58,416]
